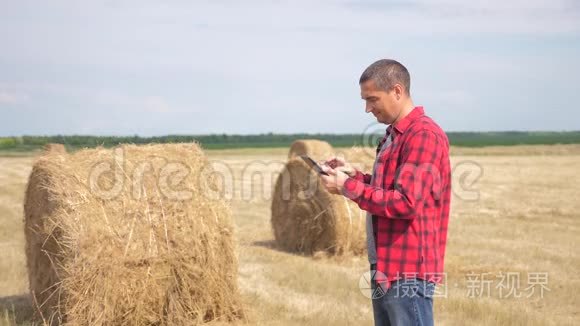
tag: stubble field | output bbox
[1,145,579,325]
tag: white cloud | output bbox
[0,91,27,105]
[427,89,474,107]
[1,1,578,68]
[0,1,578,135]
[341,0,580,34]
[143,96,170,113]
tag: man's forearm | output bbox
[352,169,372,184]
[342,177,418,219]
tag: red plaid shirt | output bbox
[343,106,451,285]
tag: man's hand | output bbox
[319,157,356,177]
[319,164,350,195]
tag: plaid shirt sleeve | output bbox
[351,170,372,184]
[342,130,443,219]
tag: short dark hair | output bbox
[359,59,411,95]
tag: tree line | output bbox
[1,131,579,151]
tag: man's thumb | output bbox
[336,166,353,176]
[322,165,337,175]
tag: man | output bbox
[319,59,451,326]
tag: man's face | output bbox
[360,80,400,125]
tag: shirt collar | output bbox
[389,106,424,135]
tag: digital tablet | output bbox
[300,155,329,176]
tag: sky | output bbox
[1,0,579,136]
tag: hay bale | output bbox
[43,143,66,153]
[270,158,366,255]
[287,139,334,160]
[341,146,375,173]
[24,143,244,325]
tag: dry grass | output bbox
[1,145,579,325]
[449,144,580,156]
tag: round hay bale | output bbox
[341,146,375,174]
[270,158,366,255]
[24,143,244,325]
[43,143,66,153]
[287,139,334,160]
